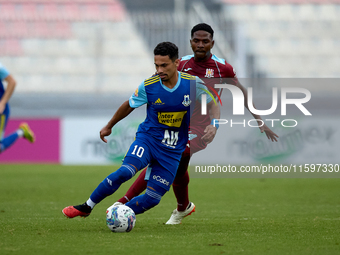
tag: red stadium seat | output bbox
[22,4,38,21]
[63,4,80,21]
[54,22,73,38]
[0,22,6,38]
[82,4,101,21]
[106,4,126,21]
[42,3,59,21]
[10,22,28,38]
[0,4,17,21]
[0,1,127,22]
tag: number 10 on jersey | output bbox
[131,145,145,158]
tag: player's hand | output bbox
[201,125,217,144]
[100,125,112,143]
[260,123,279,142]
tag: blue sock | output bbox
[126,182,167,214]
[90,164,137,204]
[0,132,19,152]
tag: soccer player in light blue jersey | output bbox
[116,23,279,225]
[62,42,218,218]
[0,62,35,154]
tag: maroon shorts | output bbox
[182,126,208,158]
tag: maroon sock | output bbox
[173,155,190,211]
[117,167,148,204]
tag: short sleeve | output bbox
[195,77,213,104]
[129,81,148,108]
[0,63,10,80]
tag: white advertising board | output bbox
[191,116,340,165]
[61,117,141,165]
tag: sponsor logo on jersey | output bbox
[182,95,191,107]
[153,175,169,186]
[134,88,138,97]
[158,111,186,127]
[205,68,214,78]
[184,68,192,72]
[152,98,165,105]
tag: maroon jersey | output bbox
[178,54,237,127]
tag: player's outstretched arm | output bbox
[259,123,279,142]
[201,100,220,144]
[234,81,279,142]
[100,100,135,143]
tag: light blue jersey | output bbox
[0,62,13,146]
[129,71,211,152]
[0,62,10,119]
[0,62,10,98]
[88,71,214,215]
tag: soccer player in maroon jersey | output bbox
[115,23,279,224]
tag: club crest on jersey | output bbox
[182,95,191,107]
[205,68,214,78]
[134,88,138,97]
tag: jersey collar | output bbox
[160,71,181,92]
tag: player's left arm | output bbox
[235,81,279,142]
[201,100,220,144]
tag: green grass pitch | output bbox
[0,165,339,255]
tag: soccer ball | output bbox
[106,204,136,232]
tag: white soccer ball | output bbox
[106,204,136,232]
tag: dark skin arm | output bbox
[100,100,135,143]
[234,81,279,142]
[201,100,220,144]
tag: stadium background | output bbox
[1,2,340,254]
[0,0,339,164]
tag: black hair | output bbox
[153,42,179,61]
[191,23,214,39]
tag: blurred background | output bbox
[1,0,339,164]
[0,0,339,115]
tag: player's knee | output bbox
[107,164,137,185]
[123,156,143,171]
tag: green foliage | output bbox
[0,165,339,255]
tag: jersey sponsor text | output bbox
[158,111,187,127]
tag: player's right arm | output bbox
[220,63,278,142]
[100,100,135,143]
[100,81,148,143]
[0,64,16,114]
